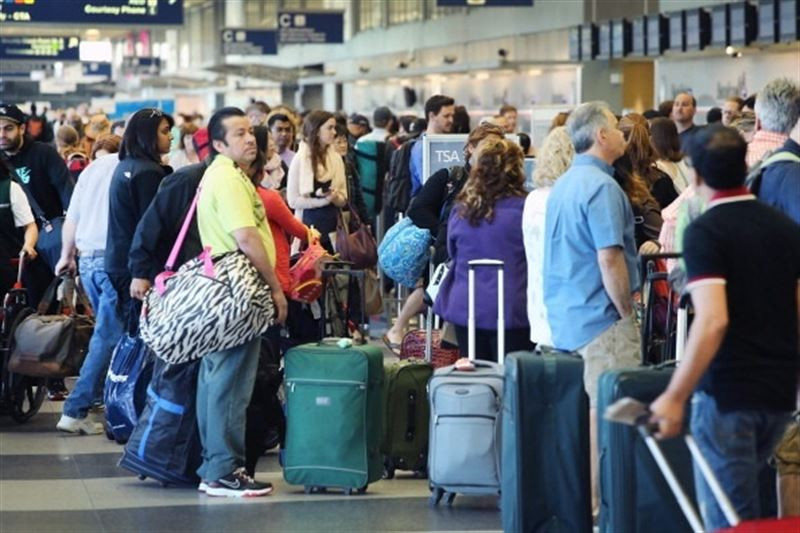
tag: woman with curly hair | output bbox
[522,126,574,348]
[433,137,533,361]
[619,114,678,209]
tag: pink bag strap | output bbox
[154,185,214,296]
[166,185,202,272]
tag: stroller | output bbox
[0,252,46,422]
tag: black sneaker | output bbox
[205,468,273,498]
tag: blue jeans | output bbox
[196,337,260,481]
[63,256,125,419]
[690,391,791,531]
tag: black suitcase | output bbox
[501,350,592,533]
[118,358,202,486]
[597,366,697,533]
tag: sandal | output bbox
[382,334,402,355]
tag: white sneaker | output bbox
[198,480,209,493]
[56,414,103,435]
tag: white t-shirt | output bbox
[522,188,553,347]
[65,153,120,251]
[9,182,34,227]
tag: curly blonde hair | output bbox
[532,126,574,188]
[456,137,527,226]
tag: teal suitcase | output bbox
[283,341,384,494]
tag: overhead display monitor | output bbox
[597,22,612,60]
[0,0,183,25]
[631,16,647,56]
[685,8,710,50]
[0,36,80,61]
[669,11,686,52]
[611,19,631,58]
[221,29,277,56]
[278,11,344,44]
[758,0,779,43]
[779,0,799,41]
[581,23,598,60]
[646,14,668,56]
[569,26,581,61]
[730,2,757,45]
[710,4,729,47]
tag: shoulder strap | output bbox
[165,185,201,272]
[760,150,800,167]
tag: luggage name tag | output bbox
[43,221,53,233]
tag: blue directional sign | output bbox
[436,0,534,6]
[0,0,183,25]
[278,11,344,44]
[82,62,112,79]
[0,36,80,61]
[221,29,277,55]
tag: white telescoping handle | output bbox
[685,434,741,527]
[675,295,690,362]
[468,259,505,365]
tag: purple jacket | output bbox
[433,196,528,330]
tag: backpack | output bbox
[354,140,387,220]
[385,140,416,213]
[746,150,800,195]
[67,152,89,180]
[288,241,332,304]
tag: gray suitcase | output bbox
[428,259,505,506]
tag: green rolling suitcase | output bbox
[381,358,433,479]
[283,341,384,494]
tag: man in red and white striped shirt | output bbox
[746,78,799,168]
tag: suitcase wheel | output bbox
[303,485,325,494]
[104,427,115,441]
[138,475,147,481]
[344,487,353,496]
[357,485,368,494]
[429,487,444,507]
[383,459,395,480]
[444,492,456,506]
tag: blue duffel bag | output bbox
[104,322,154,444]
[378,217,432,289]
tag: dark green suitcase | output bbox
[501,350,592,533]
[381,358,433,478]
[283,342,384,494]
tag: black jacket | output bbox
[5,138,73,220]
[128,162,208,281]
[105,157,171,276]
[406,164,468,265]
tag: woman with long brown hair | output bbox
[619,114,678,209]
[432,137,533,361]
[286,110,347,252]
[613,116,664,253]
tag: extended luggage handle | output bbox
[604,397,741,531]
[468,259,505,365]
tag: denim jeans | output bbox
[196,337,260,481]
[63,256,125,419]
[690,391,791,531]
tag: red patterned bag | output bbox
[399,329,459,369]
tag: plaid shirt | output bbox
[746,131,789,169]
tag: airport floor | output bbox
[0,343,502,533]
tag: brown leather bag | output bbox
[8,276,94,378]
[335,205,377,270]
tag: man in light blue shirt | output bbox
[543,101,640,516]
[409,95,455,196]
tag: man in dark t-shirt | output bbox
[651,125,800,531]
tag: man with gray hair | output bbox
[543,101,640,515]
[747,77,800,168]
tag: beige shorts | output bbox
[577,314,641,408]
[774,420,800,476]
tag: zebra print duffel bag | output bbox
[140,249,275,365]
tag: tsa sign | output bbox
[278,11,344,44]
[221,29,277,55]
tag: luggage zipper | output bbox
[287,378,367,393]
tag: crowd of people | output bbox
[0,74,797,525]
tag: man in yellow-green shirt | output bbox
[194,107,287,498]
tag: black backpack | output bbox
[385,139,417,213]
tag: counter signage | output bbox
[422,134,528,186]
[278,11,344,44]
[82,62,112,78]
[0,0,183,25]
[0,36,80,61]
[221,29,277,55]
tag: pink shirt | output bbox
[746,131,789,169]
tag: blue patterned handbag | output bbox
[378,218,432,288]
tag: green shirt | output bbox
[197,154,276,266]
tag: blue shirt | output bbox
[760,138,800,225]
[543,153,640,351]
[409,136,424,197]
